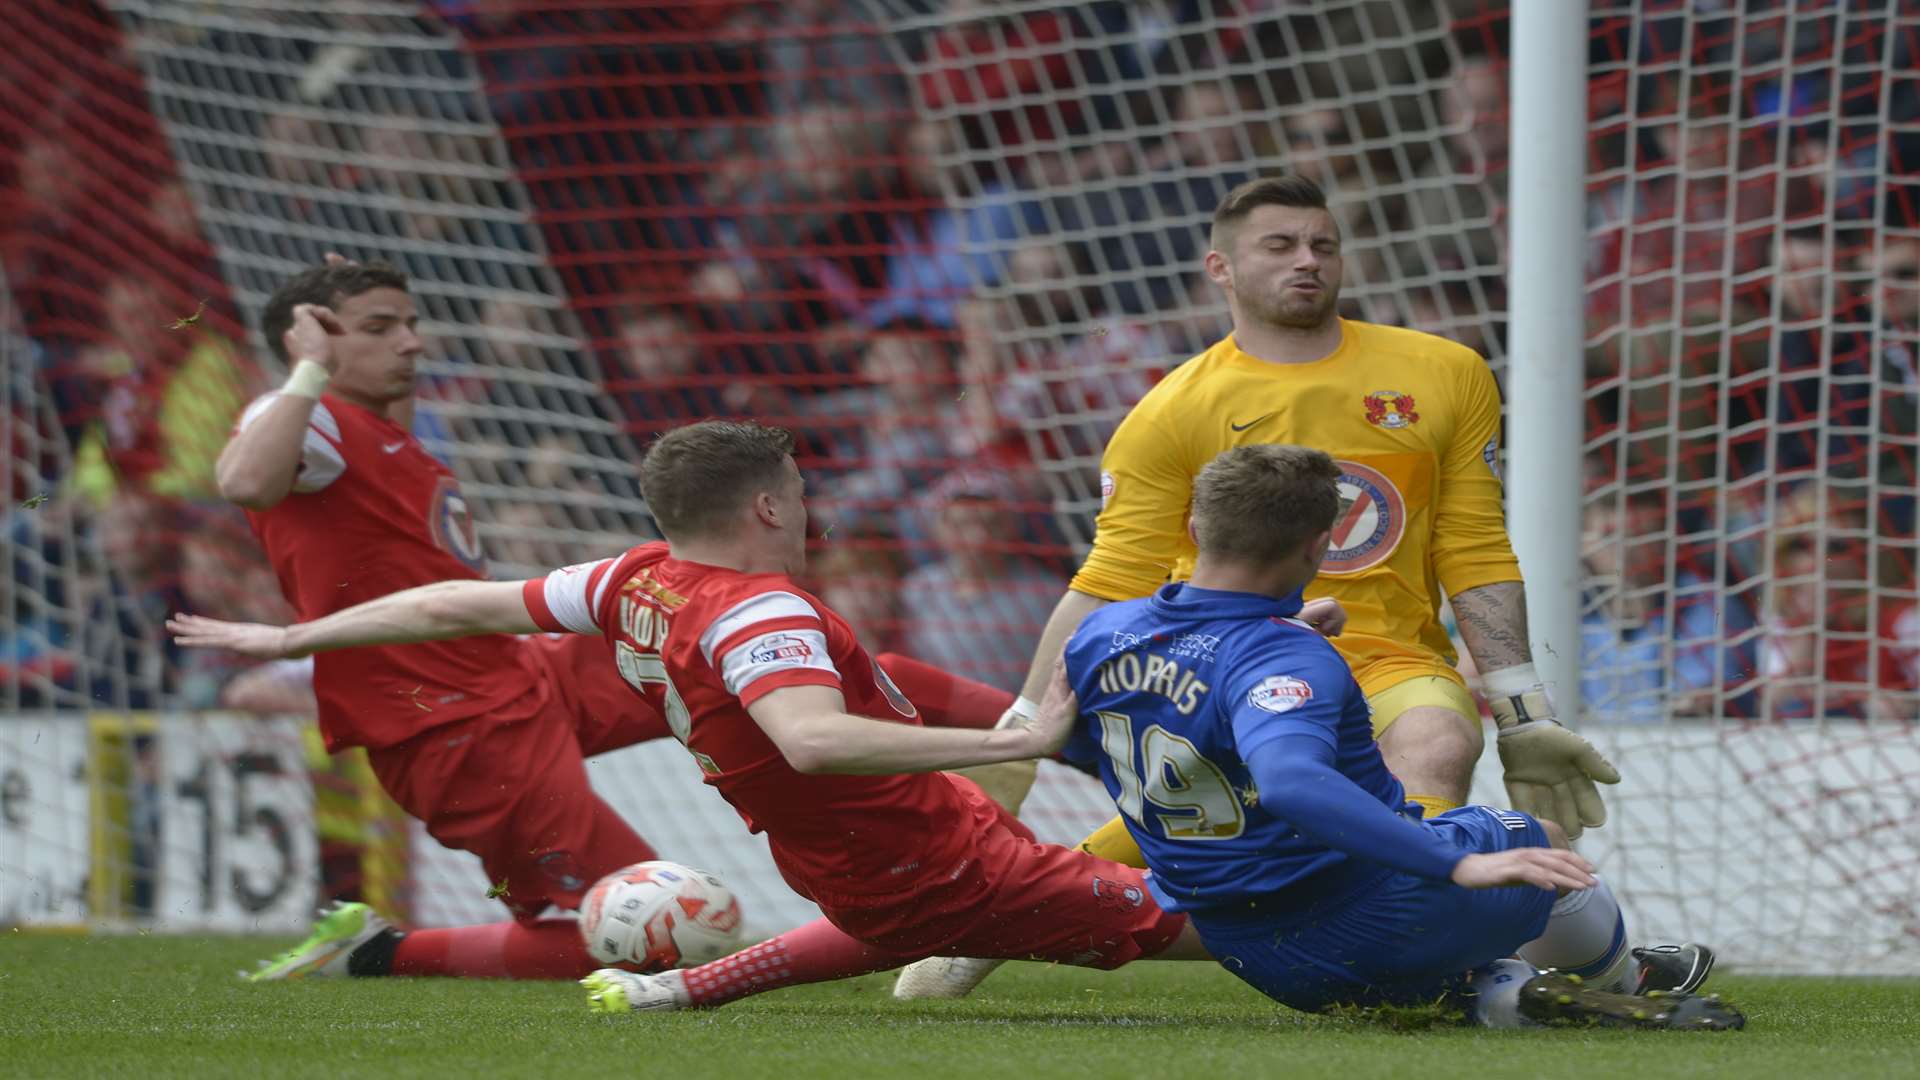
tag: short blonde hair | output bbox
[1191,444,1342,562]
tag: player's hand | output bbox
[1021,657,1080,756]
[1496,721,1621,840]
[1450,847,1596,892]
[322,251,357,268]
[167,613,302,659]
[283,303,346,371]
[1299,596,1346,637]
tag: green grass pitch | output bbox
[3,933,1916,1079]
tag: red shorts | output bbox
[527,633,673,756]
[367,635,668,922]
[807,776,1186,968]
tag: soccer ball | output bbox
[578,860,745,971]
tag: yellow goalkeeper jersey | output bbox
[1070,319,1522,693]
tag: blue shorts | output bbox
[1191,806,1557,1012]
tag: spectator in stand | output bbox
[350,106,540,280]
[1396,274,1503,360]
[486,502,568,579]
[63,272,253,505]
[918,3,1142,178]
[249,109,373,246]
[1771,230,1918,534]
[806,528,910,658]
[861,116,1053,332]
[174,514,295,706]
[1399,52,1508,289]
[1773,227,1870,469]
[806,317,981,561]
[898,469,1062,693]
[1578,495,1758,723]
[1051,79,1261,315]
[1758,489,1917,718]
[1587,74,1777,327]
[1,496,159,710]
[604,301,703,432]
[957,249,1216,477]
[700,103,901,346]
[1862,234,1920,532]
[429,2,750,302]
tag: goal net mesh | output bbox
[0,0,1914,973]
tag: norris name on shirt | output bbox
[1094,649,1212,715]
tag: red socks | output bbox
[680,917,902,1006]
[876,652,1013,730]
[390,919,597,979]
[387,916,906,993]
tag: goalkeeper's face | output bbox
[1221,205,1342,331]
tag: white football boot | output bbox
[891,956,1004,1000]
[582,968,692,1013]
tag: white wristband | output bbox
[283,358,331,399]
[1480,663,1542,698]
[997,695,1041,729]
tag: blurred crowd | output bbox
[2,1,1917,719]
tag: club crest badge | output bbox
[428,474,488,573]
[1363,390,1419,429]
[1322,461,1406,575]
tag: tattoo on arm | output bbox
[1451,581,1532,672]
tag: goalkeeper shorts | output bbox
[1362,674,1480,739]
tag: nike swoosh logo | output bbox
[1229,414,1273,432]
[381,441,407,454]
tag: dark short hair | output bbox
[1191,443,1342,563]
[261,260,410,364]
[1210,173,1330,251]
[640,420,797,539]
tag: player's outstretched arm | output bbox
[216,303,344,509]
[1452,582,1621,838]
[168,579,540,659]
[1434,359,1619,836]
[1250,735,1595,893]
[745,684,1062,776]
[1249,734,1472,882]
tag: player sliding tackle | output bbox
[1044,443,1737,1028]
[173,420,1210,1009]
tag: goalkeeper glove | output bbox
[1483,665,1621,840]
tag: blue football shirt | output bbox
[1062,582,1419,914]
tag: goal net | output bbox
[1,0,1915,974]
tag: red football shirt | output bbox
[240,392,543,751]
[523,542,973,897]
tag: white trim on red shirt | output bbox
[716,627,836,698]
[526,557,619,634]
[696,591,843,700]
[237,393,345,492]
[697,592,820,666]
